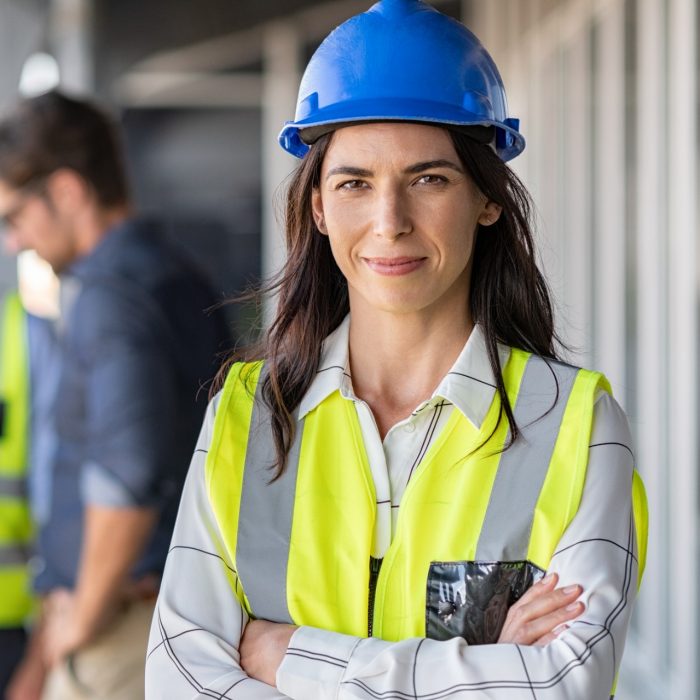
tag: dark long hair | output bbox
[216,128,562,478]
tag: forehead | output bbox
[322,122,459,168]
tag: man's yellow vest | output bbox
[0,293,33,628]
[206,349,648,644]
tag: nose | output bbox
[371,186,412,240]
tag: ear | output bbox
[311,187,327,235]
[46,168,91,213]
[478,200,503,227]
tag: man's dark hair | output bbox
[0,90,129,207]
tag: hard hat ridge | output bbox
[368,0,434,20]
[279,0,525,161]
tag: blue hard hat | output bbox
[279,0,525,161]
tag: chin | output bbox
[363,295,431,315]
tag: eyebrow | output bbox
[405,159,465,174]
[325,166,373,180]
[325,159,465,182]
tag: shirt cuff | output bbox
[276,626,360,700]
[80,460,147,507]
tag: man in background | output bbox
[0,91,227,699]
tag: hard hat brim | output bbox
[279,98,525,161]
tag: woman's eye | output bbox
[416,174,447,185]
[338,179,367,190]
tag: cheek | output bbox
[326,233,354,274]
[27,214,63,257]
[323,199,364,234]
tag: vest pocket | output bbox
[425,560,545,644]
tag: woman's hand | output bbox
[240,573,580,686]
[240,619,298,686]
[498,572,584,646]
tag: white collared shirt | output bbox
[300,316,510,557]
[146,319,640,700]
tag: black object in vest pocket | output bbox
[426,560,545,644]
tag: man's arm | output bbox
[43,505,157,664]
[44,284,177,664]
[6,612,48,700]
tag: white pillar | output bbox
[0,2,44,295]
[521,0,543,201]
[50,0,94,93]
[634,0,667,686]
[261,20,301,322]
[0,2,43,106]
[562,26,592,367]
[592,0,626,398]
[667,0,698,696]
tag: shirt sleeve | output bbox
[71,283,180,509]
[276,391,641,700]
[145,397,290,699]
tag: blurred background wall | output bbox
[0,0,695,697]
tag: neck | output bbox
[74,203,132,259]
[348,301,472,437]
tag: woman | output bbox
[146,1,647,698]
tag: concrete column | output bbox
[634,0,667,686]
[0,2,45,295]
[0,2,43,107]
[561,26,592,368]
[261,20,301,322]
[592,0,626,397]
[50,0,94,93]
[667,0,698,696]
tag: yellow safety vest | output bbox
[206,349,648,644]
[0,293,33,628]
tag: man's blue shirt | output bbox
[33,218,226,591]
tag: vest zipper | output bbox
[368,556,383,637]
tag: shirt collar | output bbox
[297,315,511,428]
[433,324,510,428]
[298,316,352,419]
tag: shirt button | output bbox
[404,423,416,433]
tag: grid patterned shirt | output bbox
[146,317,640,699]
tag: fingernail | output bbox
[542,573,555,584]
[566,601,582,611]
[563,585,580,595]
[553,624,569,636]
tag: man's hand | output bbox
[498,572,584,645]
[42,589,91,667]
[240,620,297,686]
[6,623,48,700]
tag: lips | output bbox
[363,256,427,276]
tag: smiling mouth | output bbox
[363,256,427,276]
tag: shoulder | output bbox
[507,350,610,405]
[591,390,634,456]
[68,278,157,344]
[216,360,265,410]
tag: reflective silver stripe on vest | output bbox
[236,380,301,624]
[0,475,26,499]
[0,543,29,567]
[475,356,578,562]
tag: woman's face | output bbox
[311,122,501,320]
